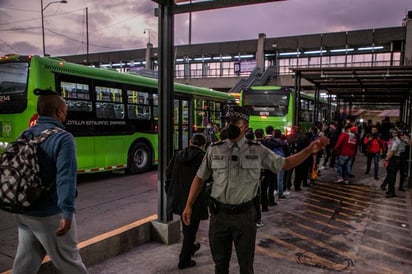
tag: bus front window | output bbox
[0,62,28,114]
[242,93,289,117]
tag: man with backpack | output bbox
[10,91,88,273]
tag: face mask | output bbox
[206,125,211,129]
[226,124,241,140]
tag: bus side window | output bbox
[127,89,151,120]
[60,81,92,112]
[95,86,124,119]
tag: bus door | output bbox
[173,98,190,150]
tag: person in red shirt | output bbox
[364,126,384,180]
[334,125,358,183]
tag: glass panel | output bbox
[127,89,151,120]
[0,62,28,113]
[95,86,124,119]
[61,81,92,112]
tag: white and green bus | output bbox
[0,54,235,174]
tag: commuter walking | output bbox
[254,128,265,228]
[262,126,277,205]
[11,91,88,274]
[287,125,310,191]
[381,129,402,197]
[333,125,358,184]
[165,134,208,269]
[364,126,384,180]
[182,106,329,274]
[272,129,290,199]
[398,131,410,191]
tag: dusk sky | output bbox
[1,0,411,57]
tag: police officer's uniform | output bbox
[382,132,402,197]
[196,106,285,274]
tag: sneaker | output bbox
[273,190,278,195]
[256,220,265,228]
[278,195,287,200]
[343,179,349,184]
[336,177,344,183]
[284,191,291,196]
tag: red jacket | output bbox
[334,132,357,157]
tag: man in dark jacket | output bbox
[165,134,208,269]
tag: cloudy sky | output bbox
[0,0,411,57]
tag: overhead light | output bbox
[303,50,327,55]
[234,54,254,59]
[279,51,301,56]
[330,48,354,53]
[357,46,384,51]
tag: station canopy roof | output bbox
[291,66,412,105]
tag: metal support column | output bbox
[157,0,174,222]
[294,71,301,126]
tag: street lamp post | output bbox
[41,0,68,56]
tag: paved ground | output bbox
[87,154,412,274]
[1,154,411,274]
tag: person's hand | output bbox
[383,160,389,168]
[309,136,329,154]
[182,207,192,225]
[56,218,72,237]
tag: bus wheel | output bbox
[127,142,152,174]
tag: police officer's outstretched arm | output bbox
[283,136,329,170]
[182,175,206,225]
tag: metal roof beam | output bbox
[151,0,286,14]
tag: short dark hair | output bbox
[274,129,282,138]
[265,126,274,135]
[254,128,264,139]
[191,134,206,147]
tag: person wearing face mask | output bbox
[182,106,329,274]
[11,91,88,274]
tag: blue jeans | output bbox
[337,155,352,179]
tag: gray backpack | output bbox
[0,128,62,213]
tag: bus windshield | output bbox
[0,62,28,114]
[242,90,289,116]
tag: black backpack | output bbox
[0,128,62,213]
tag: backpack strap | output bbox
[29,128,65,144]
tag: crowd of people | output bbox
[167,109,411,273]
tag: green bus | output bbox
[0,54,235,174]
[240,86,334,134]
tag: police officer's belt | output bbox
[214,199,254,214]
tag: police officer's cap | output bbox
[225,106,250,122]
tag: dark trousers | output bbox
[209,205,256,274]
[180,218,200,264]
[383,157,401,194]
[366,152,380,178]
[399,153,407,189]
[293,162,308,190]
[261,171,275,209]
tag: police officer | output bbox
[381,128,403,198]
[182,106,329,274]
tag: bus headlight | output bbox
[0,141,9,150]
